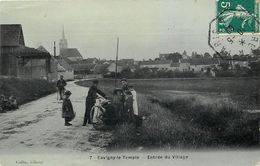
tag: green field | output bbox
[76,78,260,150]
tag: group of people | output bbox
[112,79,139,124]
[57,75,139,127]
[0,94,18,113]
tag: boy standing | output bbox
[56,75,67,100]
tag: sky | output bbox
[0,0,217,60]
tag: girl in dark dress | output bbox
[62,91,75,126]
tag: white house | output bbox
[169,59,190,71]
[107,62,123,73]
[56,57,74,80]
[140,60,172,70]
[189,58,218,72]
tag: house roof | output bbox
[57,63,66,72]
[60,48,83,60]
[70,63,95,71]
[55,57,73,70]
[118,59,134,63]
[93,64,110,74]
[81,58,98,63]
[0,24,25,47]
[140,60,172,65]
[188,58,218,65]
[37,45,49,53]
[159,53,170,57]
[1,46,51,58]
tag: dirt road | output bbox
[0,81,112,154]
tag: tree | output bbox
[219,62,229,71]
[213,53,219,58]
[191,52,203,58]
[134,67,154,78]
[182,50,188,56]
[204,52,212,58]
[166,52,182,62]
[249,61,260,76]
[121,67,133,78]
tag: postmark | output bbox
[208,1,260,60]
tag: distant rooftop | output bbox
[37,45,49,53]
[60,48,83,60]
[140,60,172,65]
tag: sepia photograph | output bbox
[0,0,259,166]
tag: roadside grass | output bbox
[75,79,259,150]
[0,77,56,105]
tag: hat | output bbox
[120,78,127,82]
[64,90,72,95]
[113,88,123,94]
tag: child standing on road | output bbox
[62,91,75,126]
[56,75,67,100]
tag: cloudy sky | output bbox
[0,0,216,60]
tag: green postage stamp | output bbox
[217,0,260,33]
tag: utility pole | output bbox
[115,37,119,88]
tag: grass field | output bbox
[76,78,260,150]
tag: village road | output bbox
[0,81,112,154]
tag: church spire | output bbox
[59,26,68,51]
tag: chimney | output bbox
[54,41,56,57]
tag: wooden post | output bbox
[115,37,119,88]
[31,58,33,79]
[47,57,51,81]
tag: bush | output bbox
[0,77,56,105]
[215,70,236,77]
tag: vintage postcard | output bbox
[0,0,259,166]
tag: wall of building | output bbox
[190,65,211,72]
[169,63,190,71]
[0,53,2,75]
[18,59,47,79]
[48,57,58,82]
[58,71,74,81]
[1,53,18,76]
[107,63,123,73]
[141,64,171,70]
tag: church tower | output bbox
[59,26,68,51]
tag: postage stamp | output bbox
[217,0,259,33]
[208,0,260,59]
